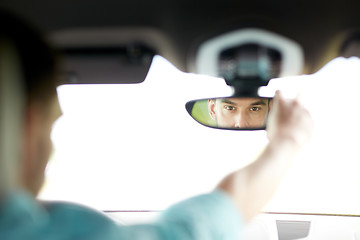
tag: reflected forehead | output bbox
[219,98,267,106]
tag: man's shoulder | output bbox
[40,200,121,239]
[41,200,114,226]
[0,192,119,239]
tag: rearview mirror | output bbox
[186,97,272,130]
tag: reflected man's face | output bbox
[208,97,270,128]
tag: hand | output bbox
[217,91,313,222]
[266,91,314,147]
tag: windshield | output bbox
[39,55,360,216]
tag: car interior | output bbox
[1,0,360,239]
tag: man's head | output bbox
[208,97,271,129]
[0,10,60,196]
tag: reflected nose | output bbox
[234,113,248,128]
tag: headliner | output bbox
[1,0,360,74]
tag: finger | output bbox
[274,90,285,108]
[295,91,305,106]
[291,92,310,116]
[275,90,281,99]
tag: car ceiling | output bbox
[1,0,360,76]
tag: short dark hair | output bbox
[0,9,58,105]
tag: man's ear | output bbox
[22,103,43,194]
[23,103,40,160]
[208,99,216,121]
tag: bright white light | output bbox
[40,56,360,216]
[41,55,266,210]
[263,57,360,214]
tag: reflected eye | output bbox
[250,106,262,111]
[224,105,236,111]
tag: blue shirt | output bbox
[0,190,243,240]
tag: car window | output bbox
[39,55,360,216]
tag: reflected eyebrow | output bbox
[220,99,237,105]
[250,100,267,106]
[219,99,267,106]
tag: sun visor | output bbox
[59,46,155,84]
[50,29,171,85]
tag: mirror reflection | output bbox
[187,97,273,130]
